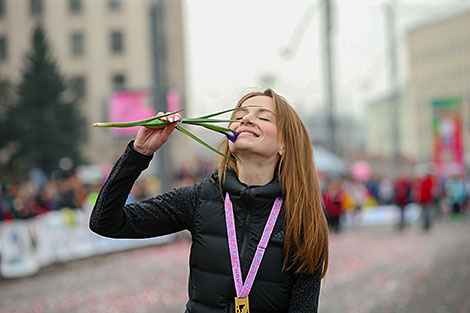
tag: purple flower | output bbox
[222,130,238,142]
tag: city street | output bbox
[0,218,469,313]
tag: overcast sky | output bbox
[182,0,470,118]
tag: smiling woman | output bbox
[89,88,329,313]
[228,96,284,173]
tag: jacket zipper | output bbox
[239,210,252,261]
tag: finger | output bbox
[156,112,169,122]
[166,112,176,123]
[167,113,182,123]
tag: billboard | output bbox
[109,91,155,136]
[432,98,464,177]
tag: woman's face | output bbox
[229,96,283,160]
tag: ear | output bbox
[279,146,285,156]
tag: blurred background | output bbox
[0,0,469,312]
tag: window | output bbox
[0,0,5,17]
[30,0,42,15]
[70,76,86,99]
[0,37,7,61]
[112,74,126,90]
[110,31,124,54]
[69,0,82,14]
[71,32,84,56]
[108,0,122,10]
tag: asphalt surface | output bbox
[1,218,469,313]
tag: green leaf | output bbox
[196,105,261,119]
[176,125,236,161]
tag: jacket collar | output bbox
[211,169,283,212]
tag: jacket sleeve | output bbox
[89,141,200,238]
[288,269,322,313]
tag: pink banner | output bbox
[109,91,155,136]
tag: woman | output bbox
[89,88,329,313]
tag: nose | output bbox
[240,114,255,126]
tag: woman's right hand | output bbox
[133,112,182,156]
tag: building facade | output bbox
[405,10,470,172]
[0,0,186,170]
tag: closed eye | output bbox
[259,117,270,121]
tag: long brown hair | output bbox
[217,88,329,277]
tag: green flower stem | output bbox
[194,123,233,133]
[175,125,236,161]
[92,109,183,128]
[140,120,169,128]
[196,107,242,119]
[182,118,240,124]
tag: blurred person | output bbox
[12,185,35,219]
[378,176,394,204]
[365,175,380,202]
[338,179,355,215]
[24,180,51,217]
[323,179,344,234]
[444,172,467,218]
[56,174,78,209]
[413,173,435,231]
[0,180,15,221]
[6,183,24,219]
[394,174,411,231]
[350,179,368,226]
[89,89,329,313]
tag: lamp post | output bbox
[149,0,169,192]
[322,0,336,154]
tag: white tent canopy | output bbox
[313,145,346,176]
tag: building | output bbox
[0,0,187,175]
[365,93,400,158]
[405,9,470,174]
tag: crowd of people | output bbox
[0,160,213,222]
[2,166,469,230]
[0,171,93,221]
[321,171,469,233]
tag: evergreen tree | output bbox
[0,78,14,150]
[3,25,86,174]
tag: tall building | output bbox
[0,0,186,170]
[405,10,470,174]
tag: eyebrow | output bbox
[238,106,275,115]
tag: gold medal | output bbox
[235,296,250,313]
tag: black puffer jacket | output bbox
[89,141,321,313]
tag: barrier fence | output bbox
[0,208,175,279]
[0,203,422,279]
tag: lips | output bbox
[237,128,259,137]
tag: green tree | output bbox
[2,24,86,174]
[0,78,14,150]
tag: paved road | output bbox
[319,219,470,313]
[1,219,469,313]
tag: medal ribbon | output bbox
[224,192,283,298]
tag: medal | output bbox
[235,296,250,313]
[224,192,283,313]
